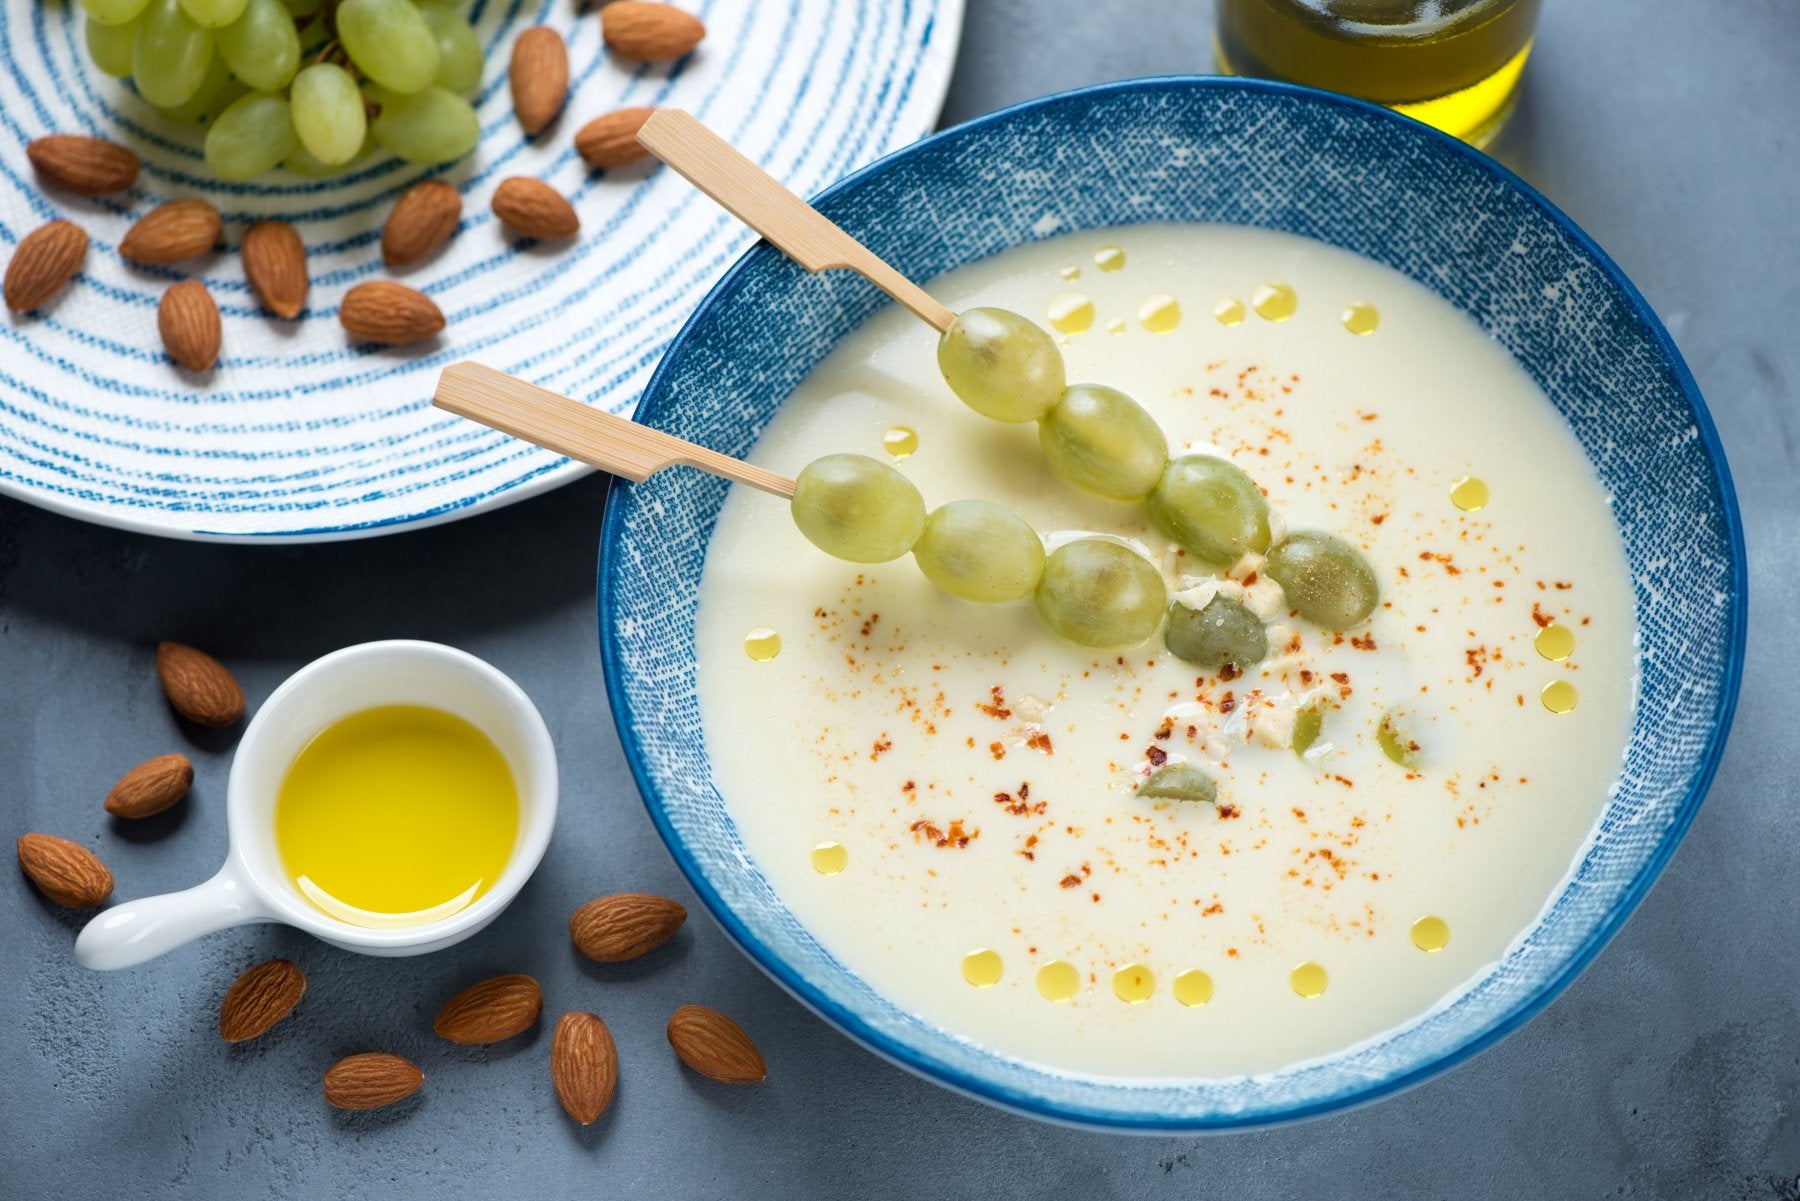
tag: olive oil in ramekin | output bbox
[1215,0,1543,147]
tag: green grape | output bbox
[368,85,479,163]
[337,0,440,94]
[85,16,139,75]
[132,0,214,108]
[1038,383,1167,501]
[177,0,247,28]
[80,0,151,26]
[1146,454,1271,566]
[1136,763,1218,804]
[283,135,371,176]
[1164,594,1267,672]
[911,500,1045,604]
[1263,530,1380,630]
[154,52,241,122]
[1033,539,1167,649]
[1292,705,1324,758]
[790,454,926,564]
[279,0,320,14]
[289,63,367,165]
[204,92,295,179]
[419,2,484,93]
[217,0,300,91]
[936,307,1065,423]
[1377,709,1420,768]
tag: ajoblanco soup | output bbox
[695,223,1635,1078]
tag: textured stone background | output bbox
[3,1,1796,1197]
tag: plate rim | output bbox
[598,74,1748,1130]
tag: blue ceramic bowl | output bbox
[598,77,1746,1130]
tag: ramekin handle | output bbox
[75,864,274,970]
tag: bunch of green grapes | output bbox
[80,0,484,180]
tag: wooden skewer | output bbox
[433,362,797,499]
[637,109,958,334]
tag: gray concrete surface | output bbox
[4,1,1798,1197]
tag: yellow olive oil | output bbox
[1216,0,1543,146]
[275,705,519,928]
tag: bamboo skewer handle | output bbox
[434,362,797,499]
[637,109,958,334]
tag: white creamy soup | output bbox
[694,223,1636,1078]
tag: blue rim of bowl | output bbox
[597,74,1748,1131]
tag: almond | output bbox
[120,199,222,266]
[219,958,307,1043]
[240,221,308,319]
[16,833,113,909]
[4,220,88,313]
[339,280,445,345]
[157,281,222,372]
[666,1004,765,1084]
[104,752,193,819]
[551,1012,618,1125]
[569,892,686,962]
[382,180,463,268]
[434,973,542,1045]
[574,108,657,170]
[510,26,569,135]
[491,177,580,240]
[27,134,140,195]
[601,2,705,61]
[155,641,245,727]
[323,1052,423,1110]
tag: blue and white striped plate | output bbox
[0,0,962,541]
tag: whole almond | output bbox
[492,178,580,240]
[575,108,656,170]
[569,892,686,963]
[27,135,140,195]
[667,1004,766,1084]
[155,641,245,727]
[5,220,88,312]
[120,199,222,266]
[219,958,307,1043]
[382,180,462,268]
[551,1011,618,1125]
[104,752,194,819]
[510,27,569,135]
[240,221,308,319]
[323,1052,423,1110]
[601,2,705,61]
[16,834,113,909]
[158,281,222,372]
[339,280,445,345]
[434,973,543,1045]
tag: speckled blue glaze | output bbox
[598,77,1746,1130]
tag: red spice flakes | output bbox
[1291,807,1308,822]
[1019,834,1039,861]
[901,779,916,796]
[1371,513,1388,525]
[1530,602,1555,628]
[1153,718,1174,741]
[976,686,1012,720]
[1217,804,1241,820]
[1201,901,1224,916]
[1059,874,1081,889]
[988,740,1006,761]
[1219,691,1237,714]
[1350,633,1377,651]
[1331,774,1355,788]
[910,818,977,849]
[992,783,1046,818]
[1185,724,1199,739]
[1329,671,1353,699]
[1419,550,1462,575]
[1299,669,1315,685]
[1145,745,1168,767]
[859,613,881,637]
[1219,663,1242,682]
[1027,730,1055,754]
[869,736,892,760]
[1553,581,1573,590]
